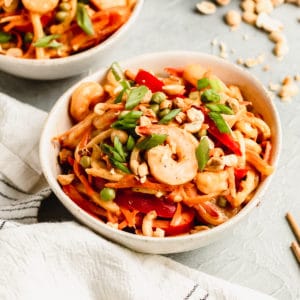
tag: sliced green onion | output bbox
[0,32,12,43]
[113,136,127,161]
[159,108,181,124]
[101,143,125,163]
[33,34,62,48]
[151,91,166,104]
[114,89,124,104]
[125,85,149,110]
[208,111,231,133]
[126,135,135,151]
[158,108,170,118]
[136,134,167,150]
[201,89,220,103]
[197,78,210,90]
[111,111,142,130]
[100,188,116,201]
[76,3,95,36]
[206,103,233,115]
[150,104,160,114]
[196,136,210,171]
[111,62,124,82]
[112,161,131,174]
[208,79,223,92]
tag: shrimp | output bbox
[70,82,105,122]
[136,125,198,185]
[195,170,229,194]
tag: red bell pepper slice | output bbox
[234,168,248,180]
[153,209,195,236]
[135,69,164,93]
[115,190,176,218]
[207,118,242,156]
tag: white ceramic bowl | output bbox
[0,1,143,80]
[40,51,281,254]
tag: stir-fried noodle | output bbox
[0,0,136,59]
[54,62,274,237]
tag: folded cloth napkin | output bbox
[0,93,274,300]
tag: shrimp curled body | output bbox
[136,125,198,186]
[70,82,104,122]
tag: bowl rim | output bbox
[40,50,282,248]
[0,0,144,66]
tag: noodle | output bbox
[0,0,135,59]
[54,62,274,237]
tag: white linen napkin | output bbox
[0,93,274,300]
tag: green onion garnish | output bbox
[197,78,210,90]
[206,103,233,115]
[126,135,135,151]
[197,78,223,92]
[208,79,223,92]
[76,3,95,36]
[136,134,167,150]
[201,89,220,103]
[125,85,149,110]
[33,34,62,48]
[111,111,142,130]
[208,111,231,133]
[111,62,124,82]
[158,108,181,124]
[196,136,210,171]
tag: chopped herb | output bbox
[113,136,127,161]
[112,160,131,174]
[101,141,130,174]
[76,3,95,36]
[101,143,125,162]
[136,134,167,150]
[197,78,223,92]
[158,108,181,124]
[0,32,12,43]
[206,103,233,115]
[201,89,220,103]
[114,89,125,104]
[33,34,62,48]
[208,79,223,92]
[111,110,143,130]
[111,62,124,82]
[197,78,210,90]
[196,136,210,171]
[208,111,231,133]
[125,85,149,110]
[126,135,135,151]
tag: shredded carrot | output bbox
[107,211,118,223]
[105,175,175,192]
[73,160,95,197]
[183,193,220,206]
[120,207,139,227]
[118,220,128,230]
